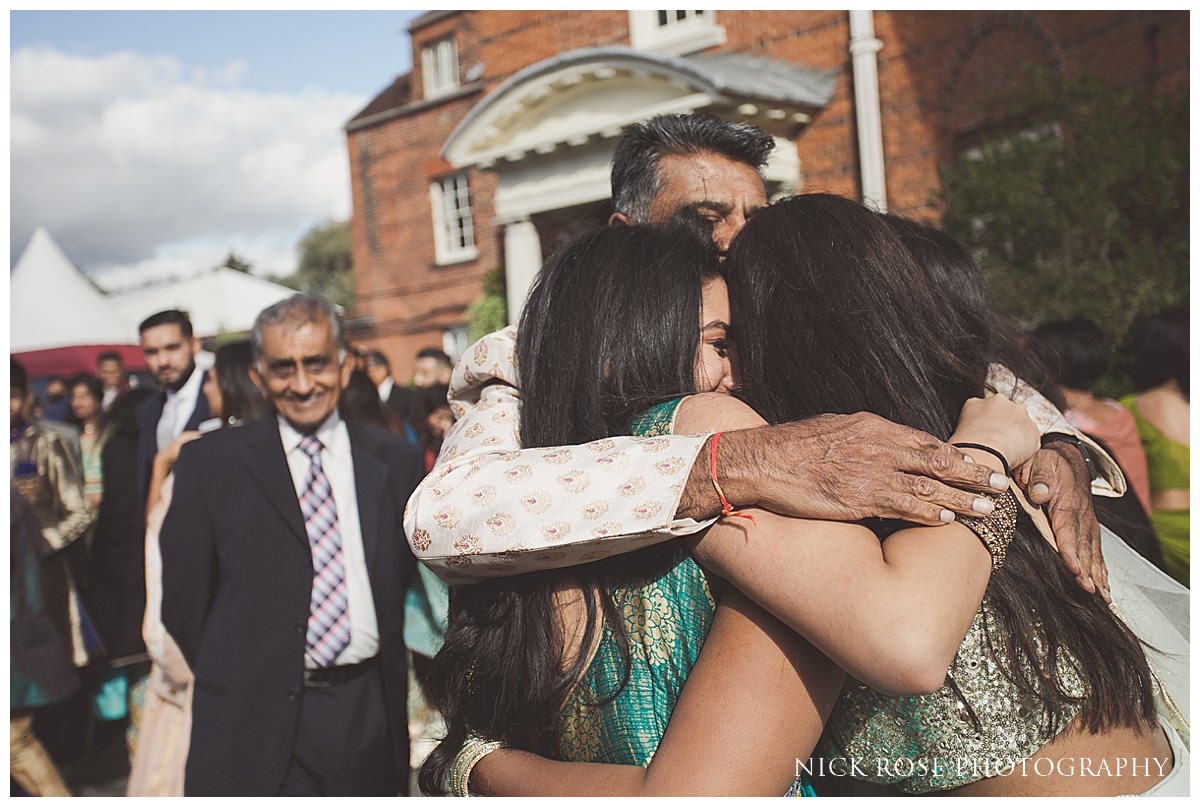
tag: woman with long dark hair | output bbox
[67,373,106,508]
[707,195,1180,794]
[420,221,1051,795]
[127,338,268,796]
[439,198,1185,796]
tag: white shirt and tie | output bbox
[278,412,379,669]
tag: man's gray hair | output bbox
[610,113,775,223]
[251,294,345,364]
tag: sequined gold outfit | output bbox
[819,597,1089,793]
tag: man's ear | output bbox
[248,365,266,395]
[339,354,355,389]
[608,212,633,228]
[191,337,202,356]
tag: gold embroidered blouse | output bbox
[819,597,1088,793]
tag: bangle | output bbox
[958,489,1018,570]
[1040,433,1096,481]
[952,442,1011,477]
[449,735,506,797]
[709,433,755,525]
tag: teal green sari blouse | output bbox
[555,397,815,796]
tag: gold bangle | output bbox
[450,735,506,797]
[958,489,1018,569]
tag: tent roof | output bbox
[10,227,136,351]
[111,267,298,337]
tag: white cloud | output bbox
[11,45,364,284]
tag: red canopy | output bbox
[11,344,148,379]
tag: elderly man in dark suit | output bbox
[160,294,423,796]
[135,309,211,506]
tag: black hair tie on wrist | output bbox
[952,442,1011,477]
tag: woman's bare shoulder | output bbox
[675,393,768,434]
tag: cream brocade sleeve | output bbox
[403,328,713,584]
[987,364,1125,498]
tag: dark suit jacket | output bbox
[135,370,211,507]
[159,415,423,796]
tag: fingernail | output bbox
[972,497,995,515]
[989,472,1008,489]
[1086,575,1096,592]
[1031,482,1049,498]
[961,454,975,463]
[939,509,955,523]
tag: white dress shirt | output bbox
[156,365,205,452]
[377,376,394,403]
[278,412,380,668]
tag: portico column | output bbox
[849,10,888,213]
[502,219,543,326]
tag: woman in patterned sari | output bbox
[421,220,1052,795]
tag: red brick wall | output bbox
[347,10,1187,377]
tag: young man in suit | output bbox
[135,310,210,506]
[159,294,423,796]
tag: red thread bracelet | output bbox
[710,432,756,525]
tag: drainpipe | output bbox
[849,10,887,213]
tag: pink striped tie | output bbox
[298,435,350,666]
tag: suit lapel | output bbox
[183,370,212,430]
[241,418,308,549]
[346,421,388,567]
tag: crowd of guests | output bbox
[11,308,453,796]
[10,111,1190,798]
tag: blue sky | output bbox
[10,9,428,288]
[12,10,424,96]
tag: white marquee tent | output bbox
[11,228,300,354]
[11,227,133,352]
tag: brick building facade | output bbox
[344,10,1187,380]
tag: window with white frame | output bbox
[422,37,459,99]
[429,174,477,265]
[628,10,726,55]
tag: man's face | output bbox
[413,358,451,389]
[365,361,389,388]
[97,359,123,389]
[140,324,197,392]
[647,151,768,252]
[252,317,349,434]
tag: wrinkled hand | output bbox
[1014,443,1109,600]
[722,412,1009,526]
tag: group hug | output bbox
[403,113,1190,797]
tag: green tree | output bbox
[940,67,1188,343]
[219,251,253,273]
[466,269,508,343]
[274,220,354,308]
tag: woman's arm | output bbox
[145,431,201,524]
[681,393,1036,695]
[471,588,844,796]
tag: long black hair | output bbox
[1129,308,1189,397]
[727,193,1155,734]
[211,340,270,425]
[882,213,1065,410]
[420,223,723,794]
[65,372,105,430]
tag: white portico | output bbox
[440,47,837,322]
